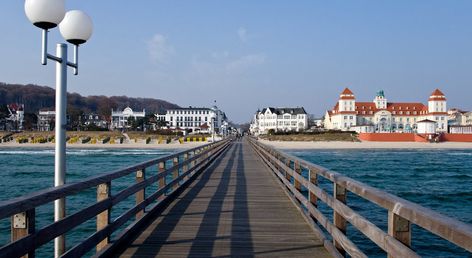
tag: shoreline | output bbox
[258,139,472,149]
[0,141,207,149]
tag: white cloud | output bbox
[147,34,175,63]
[238,27,248,43]
[226,54,265,73]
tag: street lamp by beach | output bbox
[24,0,93,256]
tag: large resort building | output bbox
[324,88,448,133]
[250,107,308,135]
[157,106,228,134]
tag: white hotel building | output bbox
[111,107,146,129]
[250,107,308,135]
[324,88,448,133]
[157,106,227,134]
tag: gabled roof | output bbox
[417,119,437,123]
[430,89,445,96]
[341,88,354,95]
[260,107,307,115]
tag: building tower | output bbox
[428,89,447,113]
[373,90,387,109]
[428,89,447,132]
[338,88,355,112]
[338,88,356,130]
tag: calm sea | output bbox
[287,148,472,258]
[0,147,471,257]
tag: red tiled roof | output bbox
[430,89,445,96]
[341,88,354,95]
[330,101,429,116]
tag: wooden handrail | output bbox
[0,138,232,258]
[249,138,472,257]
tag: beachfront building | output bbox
[79,113,108,129]
[5,103,25,131]
[324,88,448,133]
[158,106,227,134]
[250,107,308,135]
[111,107,146,130]
[37,110,56,131]
[448,108,472,126]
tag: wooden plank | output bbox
[118,140,331,258]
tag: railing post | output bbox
[294,161,302,192]
[388,211,411,258]
[11,209,35,258]
[333,183,347,256]
[158,161,166,200]
[308,169,318,222]
[173,156,179,190]
[96,182,111,251]
[191,150,196,172]
[183,153,189,180]
[285,158,292,182]
[136,169,145,219]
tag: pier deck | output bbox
[118,140,331,257]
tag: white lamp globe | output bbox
[59,10,93,45]
[25,0,66,29]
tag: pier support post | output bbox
[173,157,179,190]
[183,153,189,181]
[158,161,166,200]
[11,209,35,258]
[388,211,411,258]
[294,161,302,192]
[309,169,318,223]
[333,183,347,256]
[136,169,145,219]
[285,158,292,182]
[96,182,111,251]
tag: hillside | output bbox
[0,82,180,116]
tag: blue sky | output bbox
[1,1,472,123]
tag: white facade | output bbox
[250,107,308,135]
[159,106,227,134]
[37,110,56,131]
[324,88,448,133]
[448,109,472,126]
[111,107,145,129]
[417,120,437,134]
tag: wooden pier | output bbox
[0,137,471,258]
[118,140,330,257]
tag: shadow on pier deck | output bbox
[118,140,331,257]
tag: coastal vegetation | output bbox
[260,130,359,142]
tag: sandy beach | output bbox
[0,141,207,149]
[259,139,472,149]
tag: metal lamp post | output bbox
[24,0,93,256]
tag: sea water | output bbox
[287,148,472,257]
[0,148,471,257]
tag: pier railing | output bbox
[0,138,231,258]
[249,138,472,258]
